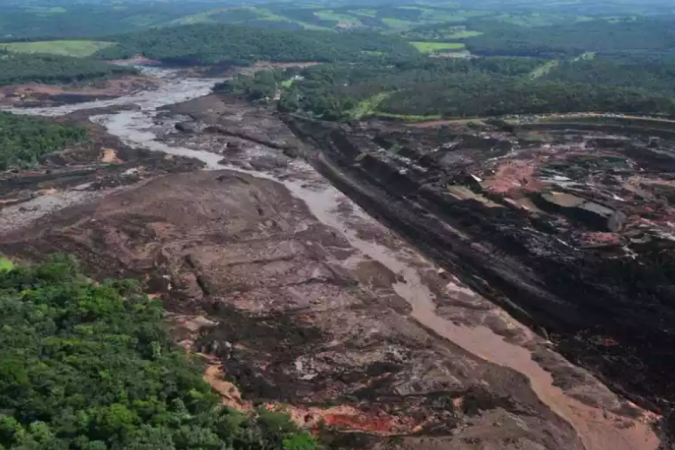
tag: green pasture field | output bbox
[410,41,466,52]
[0,256,13,271]
[0,40,114,57]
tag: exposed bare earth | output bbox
[0,82,666,450]
[0,74,159,107]
[0,169,586,449]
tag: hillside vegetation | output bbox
[0,40,114,57]
[219,55,675,120]
[463,18,675,59]
[0,256,317,450]
[95,24,419,65]
[0,51,136,86]
[0,112,87,170]
[0,3,214,39]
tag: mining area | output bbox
[0,71,669,450]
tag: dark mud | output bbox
[0,114,203,235]
[0,170,584,450]
[286,115,675,439]
[0,74,160,108]
[0,80,664,449]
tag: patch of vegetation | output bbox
[271,57,543,119]
[544,58,675,96]
[26,6,67,14]
[96,24,419,65]
[313,10,361,26]
[169,6,331,31]
[445,30,483,38]
[378,74,675,118]
[382,17,414,29]
[215,68,300,102]
[0,257,12,271]
[0,3,210,40]
[374,112,443,122]
[0,256,318,450]
[492,12,587,27]
[351,9,378,17]
[529,59,559,79]
[348,92,392,119]
[410,41,465,52]
[0,40,114,57]
[259,55,675,120]
[0,111,88,170]
[403,23,483,42]
[0,51,136,86]
[464,17,675,59]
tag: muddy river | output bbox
[6,68,661,450]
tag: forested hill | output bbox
[463,18,675,59]
[95,24,419,65]
[0,51,136,87]
[0,257,318,450]
[220,57,675,121]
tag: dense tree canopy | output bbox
[379,76,675,117]
[0,112,88,170]
[0,51,136,87]
[218,55,675,120]
[0,257,317,450]
[95,24,419,65]
[0,3,215,41]
[544,58,675,95]
[464,17,675,59]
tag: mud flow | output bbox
[0,69,665,450]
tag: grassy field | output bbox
[349,92,392,119]
[280,78,295,88]
[0,256,12,272]
[169,6,329,30]
[375,112,443,122]
[0,40,114,57]
[351,9,378,17]
[410,41,466,53]
[445,30,484,38]
[529,59,560,79]
[314,10,361,25]
[161,5,549,34]
[382,17,415,29]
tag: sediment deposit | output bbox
[0,73,666,450]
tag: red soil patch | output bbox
[481,159,546,194]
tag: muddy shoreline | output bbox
[0,73,665,450]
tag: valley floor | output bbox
[0,75,664,450]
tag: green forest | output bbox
[218,55,675,120]
[0,3,217,40]
[462,18,675,59]
[0,256,317,450]
[0,51,136,87]
[0,112,87,170]
[3,0,671,41]
[94,24,418,65]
